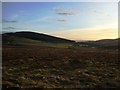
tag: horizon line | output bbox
[2,30,119,41]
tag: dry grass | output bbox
[2,46,120,88]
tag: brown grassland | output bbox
[2,46,120,89]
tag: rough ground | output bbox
[2,46,120,89]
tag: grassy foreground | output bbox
[2,46,120,89]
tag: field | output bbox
[2,46,120,89]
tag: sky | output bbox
[2,2,118,40]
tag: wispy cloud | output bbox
[56,12,79,16]
[53,7,80,24]
[57,19,67,23]
[53,7,65,12]
[2,27,28,31]
[53,7,80,16]
[3,27,15,30]
[2,19,17,23]
[11,14,19,20]
[27,16,51,23]
[89,9,110,16]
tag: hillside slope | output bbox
[2,31,75,48]
[2,31,75,43]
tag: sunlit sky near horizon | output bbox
[2,2,118,40]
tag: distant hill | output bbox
[78,38,119,49]
[88,39,118,46]
[3,31,74,43]
[2,31,75,48]
[95,39,118,46]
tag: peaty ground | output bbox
[2,46,120,89]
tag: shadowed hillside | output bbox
[2,31,75,44]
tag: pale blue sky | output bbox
[2,2,118,40]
